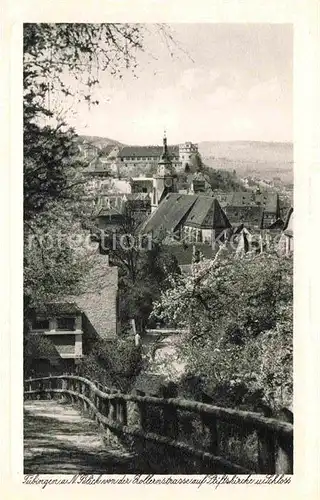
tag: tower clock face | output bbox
[164,177,173,187]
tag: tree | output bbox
[24,23,178,123]
[24,23,180,301]
[79,337,144,392]
[97,206,181,332]
[152,252,293,411]
[23,24,181,372]
[202,165,247,192]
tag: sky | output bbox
[61,24,293,145]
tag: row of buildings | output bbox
[28,134,293,375]
[93,134,285,238]
[79,137,200,178]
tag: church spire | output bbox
[162,129,169,159]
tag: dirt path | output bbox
[24,400,139,474]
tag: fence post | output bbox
[104,388,110,418]
[275,408,293,474]
[27,377,32,398]
[161,384,179,439]
[257,407,276,473]
[61,376,67,402]
[47,374,52,400]
[201,413,219,455]
[110,391,118,421]
[118,400,127,425]
[127,391,146,430]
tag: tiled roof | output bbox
[119,145,179,158]
[139,193,230,237]
[224,205,265,228]
[100,145,115,155]
[283,207,293,236]
[267,218,284,230]
[215,192,279,213]
[35,302,81,316]
[185,197,231,229]
[130,177,154,182]
[67,255,118,339]
[125,193,151,201]
[139,194,198,237]
[98,207,126,217]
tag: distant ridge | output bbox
[78,135,293,183]
[198,141,293,163]
[78,135,126,149]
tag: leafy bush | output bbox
[153,252,293,412]
[79,337,143,392]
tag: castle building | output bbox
[119,144,180,171]
[80,134,199,177]
[179,141,199,171]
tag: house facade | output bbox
[214,192,281,230]
[29,255,119,375]
[30,303,83,373]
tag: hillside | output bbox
[198,141,292,162]
[198,141,293,185]
[79,135,293,185]
[79,135,125,149]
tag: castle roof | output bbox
[119,145,179,159]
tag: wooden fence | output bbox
[24,375,293,474]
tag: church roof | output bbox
[185,197,231,229]
[139,193,230,238]
[140,194,198,237]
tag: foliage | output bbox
[100,212,181,331]
[24,23,178,123]
[152,252,293,411]
[202,165,246,192]
[24,123,87,220]
[23,23,171,308]
[79,337,143,392]
[23,23,184,379]
[23,333,58,376]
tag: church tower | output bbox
[151,132,177,212]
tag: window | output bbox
[33,318,49,330]
[56,317,76,331]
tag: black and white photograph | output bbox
[22,22,294,476]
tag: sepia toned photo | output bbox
[23,23,293,477]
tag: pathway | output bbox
[24,400,140,474]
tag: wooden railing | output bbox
[24,375,293,474]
